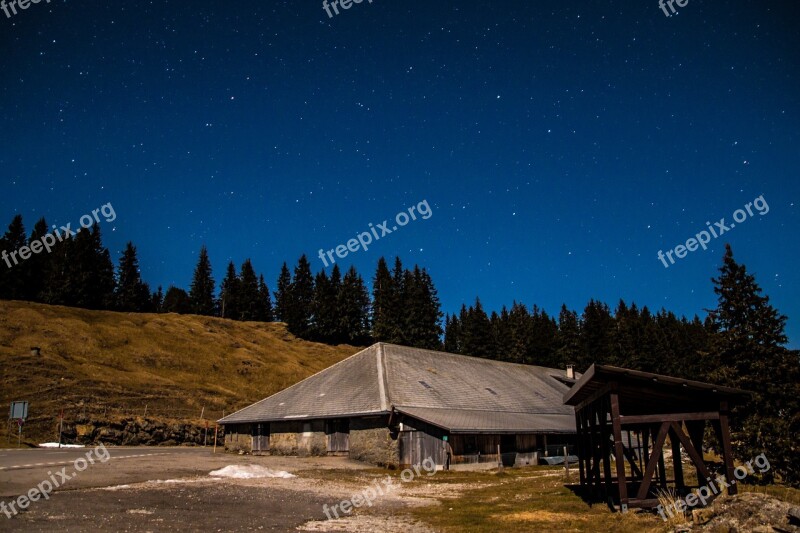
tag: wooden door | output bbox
[251,423,269,453]
[326,419,349,454]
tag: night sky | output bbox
[2,1,798,345]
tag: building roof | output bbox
[562,364,751,413]
[219,343,577,433]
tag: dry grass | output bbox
[0,300,357,443]
[407,467,668,532]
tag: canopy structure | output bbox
[563,364,750,512]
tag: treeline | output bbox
[0,214,798,484]
[444,299,711,379]
[0,215,443,347]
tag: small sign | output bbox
[442,436,448,442]
[9,401,28,421]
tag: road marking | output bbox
[0,452,172,470]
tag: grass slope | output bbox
[0,300,357,444]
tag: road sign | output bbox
[9,401,28,421]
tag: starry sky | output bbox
[1,1,799,346]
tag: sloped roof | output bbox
[219,343,577,433]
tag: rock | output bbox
[692,508,715,525]
[789,506,800,525]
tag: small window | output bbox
[418,380,432,389]
[485,387,498,396]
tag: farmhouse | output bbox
[219,343,578,468]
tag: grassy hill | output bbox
[0,300,358,445]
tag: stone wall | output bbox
[267,420,328,456]
[62,416,222,447]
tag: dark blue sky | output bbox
[2,1,798,345]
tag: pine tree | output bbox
[286,255,314,338]
[708,245,800,485]
[115,242,151,312]
[557,304,584,370]
[163,286,191,314]
[582,299,614,367]
[371,257,396,342]
[238,259,261,321]
[219,262,241,319]
[508,302,533,364]
[0,215,28,299]
[313,267,337,342]
[189,246,216,316]
[152,286,164,312]
[257,274,274,322]
[443,313,462,353]
[273,262,292,322]
[339,266,371,345]
[25,218,50,301]
[461,298,495,358]
[416,268,444,349]
[492,306,512,360]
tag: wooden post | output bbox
[564,446,570,480]
[670,425,685,492]
[497,444,502,468]
[213,424,219,454]
[610,390,628,512]
[718,402,737,495]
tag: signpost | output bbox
[9,402,28,448]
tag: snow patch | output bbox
[209,464,296,479]
[38,442,85,448]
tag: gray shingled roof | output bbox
[219,343,576,433]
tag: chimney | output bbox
[566,365,575,379]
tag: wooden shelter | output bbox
[563,364,750,512]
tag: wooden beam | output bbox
[610,391,628,511]
[576,410,586,487]
[669,421,713,483]
[635,421,670,500]
[669,425,685,491]
[717,401,738,496]
[619,412,719,425]
[574,383,614,413]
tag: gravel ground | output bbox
[0,450,441,532]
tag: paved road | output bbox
[0,446,216,498]
[0,446,207,472]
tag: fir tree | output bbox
[557,304,584,370]
[25,218,50,301]
[461,298,495,358]
[286,255,314,338]
[0,215,28,299]
[219,262,241,319]
[339,266,371,345]
[257,274,274,322]
[152,285,164,312]
[115,242,152,312]
[443,313,462,353]
[708,245,800,485]
[273,262,292,322]
[371,257,396,342]
[189,246,216,316]
[163,286,191,314]
[238,259,261,321]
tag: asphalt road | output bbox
[0,446,215,498]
